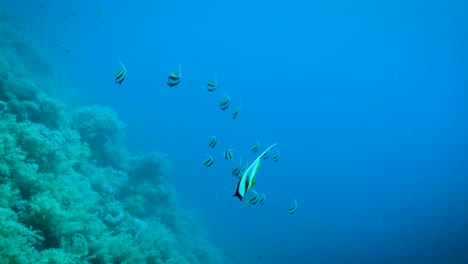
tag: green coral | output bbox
[70,105,128,169]
[0,18,232,264]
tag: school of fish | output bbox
[114,61,298,215]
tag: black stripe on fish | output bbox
[207,86,216,92]
[207,80,216,89]
[219,99,230,110]
[168,72,180,81]
[167,79,181,87]
[289,206,297,214]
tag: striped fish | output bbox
[207,80,217,92]
[167,64,182,87]
[203,155,215,167]
[219,93,230,111]
[233,143,278,201]
[232,106,240,120]
[272,150,280,162]
[114,61,127,85]
[262,150,269,159]
[246,190,259,206]
[251,139,260,153]
[208,136,217,148]
[224,149,235,160]
[206,72,217,92]
[257,193,266,205]
[288,197,298,214]
[231,157,243,177]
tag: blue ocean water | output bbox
[2,0,467,263]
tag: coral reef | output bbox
[0,19,230,264]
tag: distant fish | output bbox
[206,73,217,92]
[251,138,260,153]
[272,150,280,162]
[219,93,230,111]
[233,143,278,201]
[203,155,215,167]
[262,149,269,159]
[208,136,217,148]
[232,103,241,120]
[246,190,259,206]
[167,64,182,87]
[231,157,243,177]
[224,149,235,160]
[288,197,298,214]
[114,60,127,85]
[257,193,266,205]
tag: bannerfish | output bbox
[272,150,280,162]
[224,149,235,160]
[233,143,278,201]
[232,105,240,120]
[231,157,243,177]
[288,197,298,214]
[219,93,230,111]
[167,64,182,87]
[203,155,214,167]
[251,138,260,153]
[246,190,259,206]
[257,193,266,205]
[207,73,217,92]
[208,136,217,148]
[114,60,127,85]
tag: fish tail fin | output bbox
[233,192,243,201]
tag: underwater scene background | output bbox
[0,0,467,263]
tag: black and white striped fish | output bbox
[203,155,215,167]
[219,93,230,111]
[231,157,243,177]
[288,197,298,214]
[272,150,280,162]
[114,61,127,85]
[224,149,235,160]
[251,138,260,153]
[207,136,217,148]
[246,190,259,206]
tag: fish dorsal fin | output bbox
[256,143,278,162]
[117,60,126,70]
[291,196,297,207]
[222,91,230,101]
